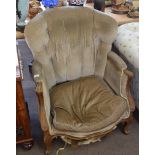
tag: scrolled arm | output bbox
[104,51,127,96]
[123,70,135,112]
[35,81,49,132]
[30,60,53,132]
[104,51,135,112]
[31,60,44,83]
[35,81,43,94]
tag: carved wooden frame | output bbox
[35,69,135,155]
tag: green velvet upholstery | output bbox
[25,7,130,140]
[50,76,128,132]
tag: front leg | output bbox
[44,131,53,155]
[121,69,136,135]
[124,69,136,112]
[122,113,134,135]
[35,82,53,155]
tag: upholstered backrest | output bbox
[25,7,117,88]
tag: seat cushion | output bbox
[50,76,128,132]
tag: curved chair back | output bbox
[25,7,117,88]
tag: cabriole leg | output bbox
[122,113,134,135]
[44,131,53,155]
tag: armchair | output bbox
[25,7,135,155]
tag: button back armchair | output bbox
[25,7,135,155]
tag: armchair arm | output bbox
[104,51,127,96]
[31,61,52,132]
[104,51,135,112]
[36,82,49,131]
[31,60,44,83]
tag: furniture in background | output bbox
[42,0,59,7]
[105,0,112,6]
[16,1,139,39]
[25,7,135,155]
[93,0,105,12]
[86,0,112,6]
[16,31,25,39]
[69,0,86,6]
[111,0,139,19]
[16,45,33,149]
[113,22,139,109]
[28,0,43,19]
[16,0,29,31]
[86,3,139,25]
[132,0,139,8]
[16,0,62,39]
[111,0,133,14]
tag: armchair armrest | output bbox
[104,51,135,112]
[104,51,127,96]
[31,60,44,83]
[31,61,52,132]
[35,82,49,131]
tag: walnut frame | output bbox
[35,69,135,155]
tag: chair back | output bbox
[25,7,117,88]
